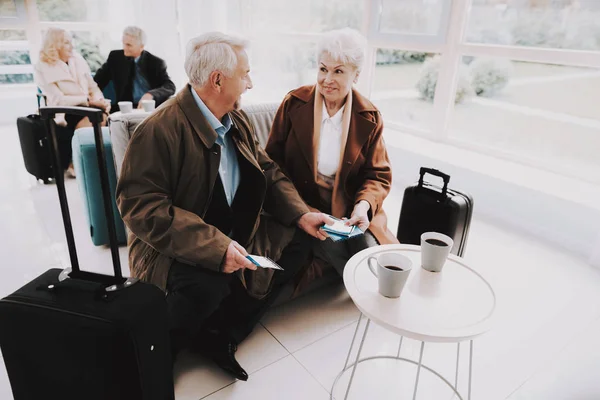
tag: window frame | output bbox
[366,0,600,183]
[368,0,454,46]
[5,0,600,183]
[0,0,31,81]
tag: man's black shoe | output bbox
[210,340,248,381]
[191,331,249,381]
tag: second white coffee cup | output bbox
[420,232,454,272]
[118,101,133,113]
[368,252,412,298]
[141,99,155,112]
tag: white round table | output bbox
[332,244,496,400]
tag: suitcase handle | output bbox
[41,106,104,122]
[36,93,47,112]
[39,106,129,289]
[418,167,450,197]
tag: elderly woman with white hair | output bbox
[34,27,110,176]
[266,28,398,278]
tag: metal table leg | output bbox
[468,340,473,400]
[412,341,425,400]
[397,336,404,358]
[343,313,363,370]
[344,318,371,400]
[455,342,461,388]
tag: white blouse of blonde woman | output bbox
[34,28,110,129]
[316,51,370,232]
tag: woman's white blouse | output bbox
[317,102,345,178]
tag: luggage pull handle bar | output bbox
[36,93,47,112]
[418,167,450,198]
[39,106,129,290]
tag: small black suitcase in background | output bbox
[16,94,73,183]
[397,167,474,257]
[0,106,174,400]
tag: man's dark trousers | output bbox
[166,228,311,353]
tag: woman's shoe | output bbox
[65,164,76,179]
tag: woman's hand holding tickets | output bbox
[345,200,370,232]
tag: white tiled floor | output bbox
[1,123,600,399]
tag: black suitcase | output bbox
[16,94,73,183]
[397,167,474,257]
[0,106,174,400]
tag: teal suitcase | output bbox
[72,127,127,245]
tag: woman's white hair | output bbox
[185,32,249,88]
[317,28,367,71]
[123,26,147,46]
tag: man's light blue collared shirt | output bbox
[191,87,240,206]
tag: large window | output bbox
[3,0,600,184]
[0,47,32,84]
[71,31,116,73]
[379,0,448,36]
[0,27,32,84]
[0,29,25,40]
[231,0,364,34]
[227,0,365,103]
[243,38,317,105]
[0,0,135,86]
[364,0,600,183]
[36,0,129,72]
[0,0,29,85]
[371,49,441,132]
[467,0,600,51]
[1,0,19,18]
[217,0,600,183]
[449,58,600,177]
[452,0,600,182]
[36,0,108,22]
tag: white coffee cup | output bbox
[141,99,155,112]
[420,232,454,273]
[368,252,412,298]
[118,101,133,114]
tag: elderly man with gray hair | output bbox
[94,26,175,112]
[116,32,333,381]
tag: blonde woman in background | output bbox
[34,28,111,176]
